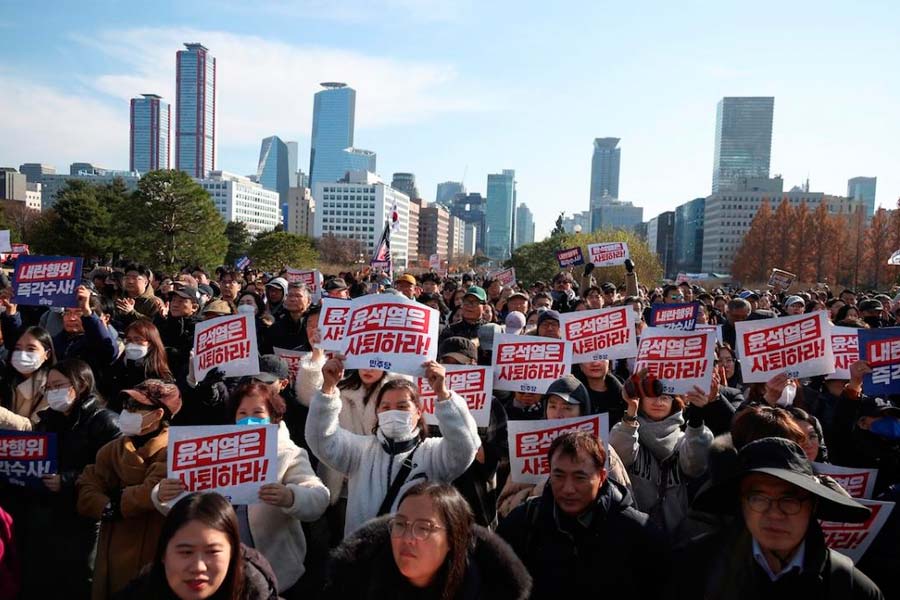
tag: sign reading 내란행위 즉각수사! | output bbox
[12,255,83,307]
[341,294,438,377]
[492,334,572,394]
[859,327,900,396]
[0,431,57,488]
[649,302,700,331]
[556,247,585,268]
[735,312,834,383]
[559,306,637,363]
[417,365,493,427]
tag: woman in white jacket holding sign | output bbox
[305,356,480,537]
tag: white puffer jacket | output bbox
[305,387,480,537]
[152,422,330,591]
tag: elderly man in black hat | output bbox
[676,437,883,598]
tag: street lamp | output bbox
[574,224,582,234]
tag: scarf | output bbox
[637,411,685,462]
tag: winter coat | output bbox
[153,313,198,378]
[115,287,162,326]
[324,515,532,600]
[152,422,330,591]
[609,411,713,536]
[674,520,883,600]
[497,479,668,599]
[76,430,169,600]
[112,544,280,600]
[0,375,46,431]
[11,396,120,599]
[261,311,308,354]
[52,314,119,373]
[305,388,480,536]
[101,355,172,413]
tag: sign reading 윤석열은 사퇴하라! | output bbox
[192,314,259,381]
[859,327,900,396]
[167,425,279,505]
[417,365,493,427]
[0,430,57,488]
[559,306,637,363]
[821,499,895,564]
[507,414,609,484]
[734,312,834,383]
[648,302,700,330]
[341,294,439,377]
[492,334,573,394]
[284,268,321,302]
[317,297,351,352]
[587,242,629,267]
[12,255,83,307]
[828,326,860,380]
[634,327,715,395]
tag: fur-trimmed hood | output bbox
[324,515,532,600]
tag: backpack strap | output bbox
[376,442,421,516]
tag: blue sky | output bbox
[1,0,898,238]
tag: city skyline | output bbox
[1,1,898,239]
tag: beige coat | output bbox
[0,377,46,430]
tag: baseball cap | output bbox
[508,291,529,302]
[464,286,487,304]
[859,298,883,313]
[265,277,289,293]
[170,286,200,303]
[783,295,804,307]
[197,283,215,298]
[324,277,348,292]
[546,374,590,407]
[600,282,616,293]
[121,379,182,418]
[438,337,477,364]
[252,355,291,384]
[537,309,561,327]
[395,274,417,286]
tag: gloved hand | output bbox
[200,368,226,388]
[624,259,635,274]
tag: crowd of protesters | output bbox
[0,258,898,599]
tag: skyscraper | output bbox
[257,136,290,222]
[436,181,465,205]
[286,141,299,187]
[485,169,516,261]
[712,97,774,193]
[647,211,675,278]
[847,176,877,220]
[176,43,216,178]
[391,173,419,200]
[130,94,170,173]
[589,138,621,210]
[515,203,535,248]
[449,193,487,254]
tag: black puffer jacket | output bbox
[324,515,532,600]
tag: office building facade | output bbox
[419,203,450,262]
[449,216,466,260]
[0,168,27,201]
[18,163,55,182]
[436,181,464,205]
[408,198,421,265]
[592,198,643,232]
[712,97,774,193]
[33,166,141,210]
[286,141,299,187]
[485,169,516,261]
[391,173,419,200]
[176,43,216,178]
[257,135,290,227]
[515,203,535,248]
[286,186,315,237]
[674,198,705,275]
[847,176,876,220]
[195,171,280,235]
[589,138,621,209]
[130,93,170,173]
[647,211,676,278]
[449,192,487,254]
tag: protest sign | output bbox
[492,334,572,394]
[859,327,900,396]
[767,268,796,289]
[273,347,310,386]
[168,425,278,505]
[560,306,637,363]
[193,314,259,381]
[828,326,860,381]
[429,254,440,270]
[507,414,609,484]
[634,327,715,395]
[0,431,56,488]
[888,250,900,266]
[556,247,585,268]
[649,302,700,330]
[735,312,834,383]
[235,255,251,270]
[417,365,493,427]
[821,499,894,564]
[318,297,351,352]
[488,267,516,287]
[12,255,83,307]
[695,324,723,344]
[0,230,10,253]
[342,294,438,377]
[813,462,878,499]
[587,242,629,267]
[284,268,321,302]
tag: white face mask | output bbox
[46,387,76,412]
[118,410,145,436]
[377,410,417,441]
[237,304,256,315]
[124,343,149,362]
[776,382,797,407]
[11,350,45,375]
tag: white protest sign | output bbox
[285,268,321,303]
[634,327,716,395]
[828,326,860,381]
[341,294,439,377]
[507,414,609,484]
[813,462,878,499]
[492,334,572,394]
[768,268,796,289]
[272,347,310,386]
[560,306,637,363]
[695,324,723,345]
[317,297,351,352]
[488,267,516,287]
[588,242,629,267]
[0,230,10,253]
[167,425,279,505]
[417,365,493,428]
[821,499,894,564]
[193,314,259,381]
[735,312,834,383]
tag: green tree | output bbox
[224,221,253,266]
[32,180,111,258]
[248,231,318,272]
[128,170,227,270]
[98,177,134,261]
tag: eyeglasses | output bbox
[388,517,444,541]
[670,294,684,300]
[743,493,811,515]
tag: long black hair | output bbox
[50,358,99,406]
[1,325,56,411]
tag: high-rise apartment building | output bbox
[589,138,621,209]
[195,171,280,235]
[257,135,290,226]
[712,97,774,193]
[449,216,466,260]
[286,186,315,237]
[847,176,876,220]
[436,181,464,205]
[485,169,516,261]
[515,203,535,248]
[647,211,675,278]
[176,43,216,178]
[391,173,419,200]
[130,93,170,173]
[313,171,409,269]
[419,203,451,262]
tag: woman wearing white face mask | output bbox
[102,319,174,412]
[306,357,480,537]
[237,291,272,349]
[12,359,121,599]
[0,317,56,431]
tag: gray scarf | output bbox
[637,411,685,462]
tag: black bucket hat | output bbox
[693,437,871,523]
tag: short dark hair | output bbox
[227,382,287,424]
[123,262,151,278]
[374,378,427,441]
[548,430,606,472]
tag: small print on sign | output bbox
[560,306,637,363]
[492,334,573,394]
[417,365,493,427]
